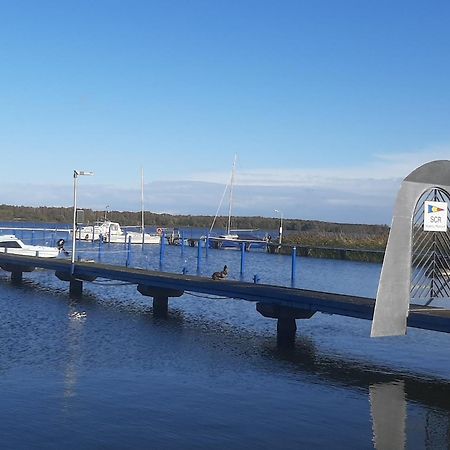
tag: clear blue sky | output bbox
[1,0,450,224]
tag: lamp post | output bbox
[274,209,283,245]
[72,170,94,270]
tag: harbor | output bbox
[2,1,450,446]
[1,202,439,447]
[0,223,449,448]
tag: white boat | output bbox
[0,235,60,258]
[77,169,161,245]
[77,220,161,244]
[77,220,115,241]
[104,227,161,244]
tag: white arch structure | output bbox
[371,160,450,337]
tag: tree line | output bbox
[0,203,389,237]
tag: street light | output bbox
[72,170,94,270]
[274,209,283,245]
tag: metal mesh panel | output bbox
[411,188,450,304]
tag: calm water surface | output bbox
[0,224,449,449]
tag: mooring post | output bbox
[205,233,209,258]
[180,229,185,257]
[31,230,35,244]
[291,246,297,286]
[160,230,166,268]
[98,237,102,262]
[240,242,246,276]
[69,279,83,296]
[197,238,202,273]
[126,235,132,267]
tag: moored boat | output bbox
[208,155,268,250]
[0,235,60,258]
[77,221,161,244]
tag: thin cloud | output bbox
[0,150,447,225]
[183,149,450,187]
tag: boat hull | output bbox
[104,232,161,244]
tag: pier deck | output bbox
[0,252,449,341]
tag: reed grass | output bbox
[273,231,388,262]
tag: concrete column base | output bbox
[70,279,83,297]
[137,284,184,317]
[256,302,316,347]
[153,296,169,317]
[11,271,23,283]
[277,317,297,347]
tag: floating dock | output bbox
[0,252,449,345]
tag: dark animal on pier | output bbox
[57,239,69,256]
[212,265,228,280]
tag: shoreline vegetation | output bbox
[0,204,389,262]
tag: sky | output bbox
[1,0,450,225]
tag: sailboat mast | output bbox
[141,167,145,235]
[227,154,237,234]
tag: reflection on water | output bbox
[370,382,406,450]
[266,338,450,449]
[369,380,450,450]
[63,304,87,402]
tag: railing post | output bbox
[291,246,297,286]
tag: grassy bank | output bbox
[272,231,388,263]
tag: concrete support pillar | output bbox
[137,284,183,317]
[277,317,297,347]
[153,296,169,317]
[11,271,23,283]
[256,302,315,348]
[70,279,83,296]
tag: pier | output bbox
[1,251,450,345]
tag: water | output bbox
[0,223,449,449]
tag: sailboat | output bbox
[207,155,239,248]
[208,155,267,250]
[93,169,161,244]
[211,154,239,240]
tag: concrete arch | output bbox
[371,160,450,337]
